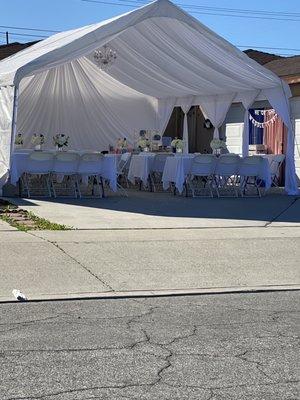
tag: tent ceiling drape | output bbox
[0,0,298,194]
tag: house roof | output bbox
[244,49,300,84]
[243,49,283,65]
[264,56,300,83]
[0,41,38,61]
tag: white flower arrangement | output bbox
[210,139,226,150]
[117,138,128,149]
[53,133,69,148]
[31,134,45,146]
[171,138,183,150]
[137,138,150,149]
[14,133,23,146]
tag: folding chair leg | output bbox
[75,175,81,199]
[117,182,129,197]
[45,175,52,198]
[148,175,155,192]
[186,178,195,198]
[99,176,105,198]
[23,173,30,198]
[50,174,57,198]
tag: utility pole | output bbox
[6,31,9,44]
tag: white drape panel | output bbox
[156,97,176,134]
[180,97,193,154]
[199,94,235,139]
[263,85,299,195]
[0,86,14,191]
[240,90,260,157]
[17,58,157,151]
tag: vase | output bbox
[35,144,41,151]
[213,148,221,156]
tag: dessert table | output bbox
[127,152,156,186]
[10,150,118,191]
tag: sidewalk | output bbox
[1,192,299,302]
[1,221,299,301]
[6,191,300,229]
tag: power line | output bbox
[81,0,300,22]
[0,31,48,39]
[83,0,300,17]
[0,25,60,33]
[237,45,300,52]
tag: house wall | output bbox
[224,97,300,184]
[291,97,300,184]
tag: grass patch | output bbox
[0,204,70,231]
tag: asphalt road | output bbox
[0,291,299,400]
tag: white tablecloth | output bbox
[257,157,272,190]
[127,153,156,185]
[162,154,195,193]
[10,151,118,191]
[162,154,272,194]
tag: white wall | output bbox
[291,97,300,184]
[224,103,244,155]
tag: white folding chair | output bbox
[117,153,131,195]
[269,154,285,187]
[150,153,174,192]
[214,154,240,197]
[78,152,105,198]
[239,156,264,197]
[187,154,217,197]
[22,151,54,198]
[51,152,81,198]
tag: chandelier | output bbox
[93,44,117,71]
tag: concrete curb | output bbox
[1,284,299,303]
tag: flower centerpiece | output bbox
[171,138,184,153]
[137,130,150,151]
[31,134,45,150]
[14,133,24,148]
[53,133,69,151]
[137,138,150,151]
[210,138,226,155]
[116,138,128,154]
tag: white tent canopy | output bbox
[0,0,298,194]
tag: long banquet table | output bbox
[10,150,119,191]
[127,152,156,186]
[162,154,273,194]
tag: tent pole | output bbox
[10,85,19,159]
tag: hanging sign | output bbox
[249,110,278,128]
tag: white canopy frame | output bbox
[0,0,298,194]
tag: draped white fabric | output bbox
[0,86,14,192]
[17,58,157,150]
[0,0,296,193]
[240,90,260,157]
[156,98,176,133]
[263,86,299,195]
[180,97,194,154]
[199,94,236,139]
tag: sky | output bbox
[1,0,300,56]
